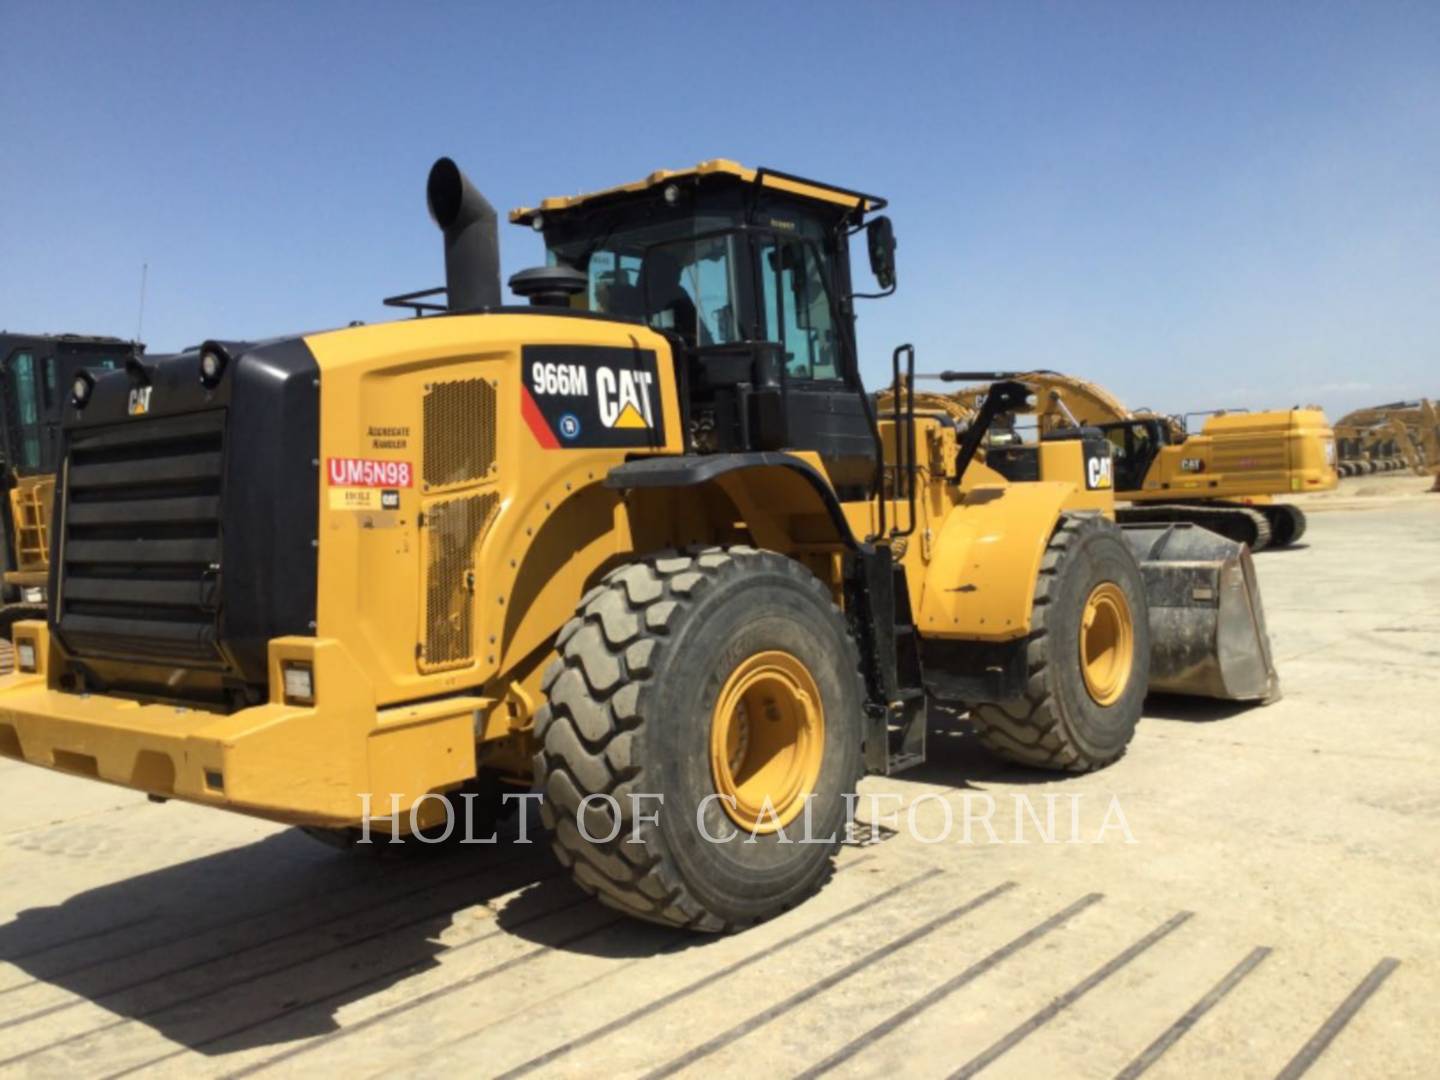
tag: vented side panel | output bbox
[1210,436,1289,490]
[1212,441,1289,472]
[423,378,497,489]
[421,492,500,671]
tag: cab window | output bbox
[9,352,42,469]
[758,236,839,382]
[549,217,742,349]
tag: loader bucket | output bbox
[1122,524,1281,703]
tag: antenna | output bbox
[135,261,149,344]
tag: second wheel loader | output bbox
[0,332,139,671]
[0,158,1277,931]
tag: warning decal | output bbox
[329,488,402,511]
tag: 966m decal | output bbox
[521,344,665,450]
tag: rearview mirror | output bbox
[866,215,896,291]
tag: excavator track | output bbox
[1116,504,1272,552]
[1256,503,1307,547]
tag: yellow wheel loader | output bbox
[931,372,1337,551]
[0,333,139,673]
[0,159,1277,931]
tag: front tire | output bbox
[535,546,865,932]
[969,514,1150,772]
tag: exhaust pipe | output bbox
[427,157,501,312]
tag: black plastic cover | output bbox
[51,338,319,690]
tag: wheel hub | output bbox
[1080,581,1135,707]
[709,650,825,833]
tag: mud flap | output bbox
[1122,524,1281,703]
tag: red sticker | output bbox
[327,457,414,488]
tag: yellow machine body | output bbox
[0,158,1278,859]
[0,312,1108,826]
[1124,408,1337,502]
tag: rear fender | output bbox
[606,452,862,552]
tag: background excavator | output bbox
[1334,399,1440,489]
[918,371,1338,551]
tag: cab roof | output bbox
[509,159,885,225]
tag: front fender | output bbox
[917,482,1077,641]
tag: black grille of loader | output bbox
[56,411,226,665]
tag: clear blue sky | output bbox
[2,2,1437,419]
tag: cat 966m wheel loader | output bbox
[0,158,1277,930]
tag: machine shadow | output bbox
[897,703,1001,789]
[909,702,1114,787]
[0,823,681,1058]
[1143,692,1258,723]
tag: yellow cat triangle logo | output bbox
[612,402,649,429]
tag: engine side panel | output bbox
[303,314,685,708]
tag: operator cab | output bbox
[511,161,897,496]
[0,333,138,476]
[1095,418,1172,491]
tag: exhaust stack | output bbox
[426,157,501,312]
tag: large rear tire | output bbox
[969,514,1150,772]
[535,546,864,932]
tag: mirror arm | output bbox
[849,283,896,301]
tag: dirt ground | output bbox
[1,472,1436,1079]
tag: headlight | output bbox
[71,373,94,407]
[282,661,314,704]
[199,345,228,387]
[16,639,37,673]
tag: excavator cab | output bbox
[1098,418,1170,491]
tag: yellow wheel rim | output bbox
[709,650,825,834]
[1079,582,1135,707]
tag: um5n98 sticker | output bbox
[520,344,665,450]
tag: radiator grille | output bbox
[423,378,497,489]
[57,411,226,665]
[421,492,500,671]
